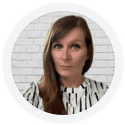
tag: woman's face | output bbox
[51,27,89,78]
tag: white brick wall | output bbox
[11,11,115,93]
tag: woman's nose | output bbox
[61,48,71,61]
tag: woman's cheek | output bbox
[52,51,61,64]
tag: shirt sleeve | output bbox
[88,78,109,105]
[97,82,109,100]
[102,82,109,93]
[22,82,43,110]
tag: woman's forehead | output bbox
[54,27,85,43]
[53,39,84,45]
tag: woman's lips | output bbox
[60,65,72,67]
[60,65,72,69]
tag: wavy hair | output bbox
[39,15,93,115]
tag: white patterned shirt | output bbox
[22,77,109,115]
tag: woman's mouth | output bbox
[60,65,72,69]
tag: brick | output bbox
[34,38,46,45]
[35,24,51,31]
[34,68,44,75]
[88,24,102,31]
[94,46,108,52]
[91,62,95,67]
[31,18,40,23]
[16,83,28,91]
[59,12,79,16]
[32,53,42,60]
[40,17,54,23]
[108,46,114,52]
[12,61,39,67]
[94,53,114,60]
[107,76,113,82]
[13,46,26,52]
[27,46,39,52]
[18,31,28,38]
[92,76,107,82]
[95,31,107,38]
[87,68,114,75]
[12,53,32,60]
[90,31,95,37]
[83,16,94,24]
[15,39,33,46]
[26,76,41,82]
[40,61,43,68]
[24,24,34,30]
[40,46,44,52]
[12,68,34,75]
[93,38,111,45]
[108,61,115,67]
[53,17,62,22]
[12,61,26,68]
[41,31,48,37]
[43,12,60,17]
[28,31,42,38]
[84,75,107,82]
[94,61,107,67]
[13,76,26,82]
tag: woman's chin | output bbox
[58,72,73,78]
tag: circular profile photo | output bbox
[11,11,114,115]
[4,3,122,123]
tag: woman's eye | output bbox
[72,45,80,49]
[54,45,62,49]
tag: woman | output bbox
[22,15,109,115]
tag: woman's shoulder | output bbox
[22,81,43,109]
[85,77,109,95]
[85,77,109,89]
[22,82,39,95]
[84,77,109,105]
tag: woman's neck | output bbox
[59,74,85,88]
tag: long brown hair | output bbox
[39,15,93,115]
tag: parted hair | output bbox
[39,15,93,115]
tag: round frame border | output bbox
[3,3,123,123]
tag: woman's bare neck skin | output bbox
[59,74,85,88]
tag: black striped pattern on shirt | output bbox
[80,98,82,112]
[22,77,109,115]
[85,87,87,110]
[89,94,92,107]
[60,78,109,114]
[75,93,77,105]
[22,82,42,110]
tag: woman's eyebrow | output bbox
[53,39,83,43]
[71,39,83,43]
[52,40,60,44]
[52,39,84,45]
